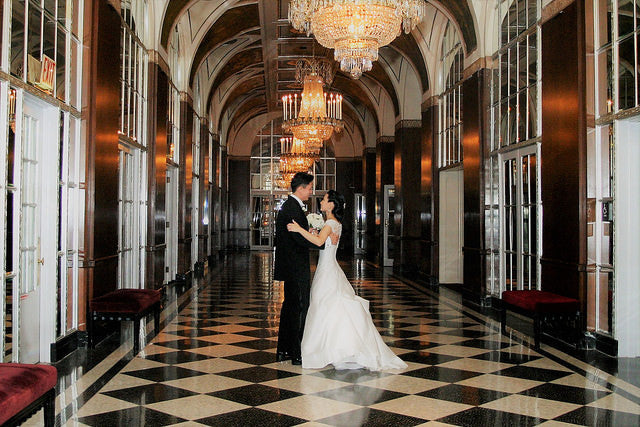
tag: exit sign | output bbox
[35,55,56,92]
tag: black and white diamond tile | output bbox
[71,252,640,426]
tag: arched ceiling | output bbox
[161,0,479,155]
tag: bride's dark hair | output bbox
[326,190,346,223]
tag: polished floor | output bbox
[30,252,640,426]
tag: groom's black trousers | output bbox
[277,277,311,358]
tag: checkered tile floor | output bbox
[64,253,640,426]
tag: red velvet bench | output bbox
[501,290,580,349]
[0,363,57,427]
[88,289,162,354]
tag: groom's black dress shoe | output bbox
[292,357,302,365]
[276,351,292,362]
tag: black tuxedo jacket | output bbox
[273,196,323,282]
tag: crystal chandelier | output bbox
[282,59,343,151]
[276,136,319,190]
[289,0,426,78]
[279,136,319,174]
[275,172,297,190]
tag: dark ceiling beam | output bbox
[188,4,261,86]
[333,75,381,133]
[390,33,430,91]
[258,0,280,112]
[206,68,264,119]
[211,47,264,91]
[160,0,190,49]
[218,75,267,124]
[431,0,477,53]
[223,95,270,137]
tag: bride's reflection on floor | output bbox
[313,368,388,424]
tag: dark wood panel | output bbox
[91,1,121,297]
[394,125,422,275]
[147,65,168,288]
[211,138,220,251]
[421,107,437,279]
[363,149,377,261]
[336,160,361,255]
[541,0,587,303]
[228,159,250,249]
[462,72,485,297]
[201,124,210,259]
[221,149,229,249]
[154,68,168,248]
[178,102,194,273]
[185,104,194,242]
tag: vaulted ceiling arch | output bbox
[157,0,483,158]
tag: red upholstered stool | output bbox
[89,289,162,354]
[501,290,580,349]
[0,363,57,427]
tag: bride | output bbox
[287,190,407,371]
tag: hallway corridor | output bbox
[44,253,640,426]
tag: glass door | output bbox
[354,193,366,254]
[12,93,59,363]
[501,144,540,292]
[118,148,136,288]
[251,195,275,249]
[383,185,395,267]
[166,164,179,282]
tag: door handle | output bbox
[37,258,44,265]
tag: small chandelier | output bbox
[276,136,319,190]
[275,172,299,190]
[279,136,319,174]
[282,59,343,151]
[289,0,426,79]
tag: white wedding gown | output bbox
[301,219,407,371]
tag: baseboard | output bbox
[595,332,618,356]
[50,330,87,362]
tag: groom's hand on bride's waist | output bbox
[330,233,339,245]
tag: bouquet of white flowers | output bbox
[306,213,325,231]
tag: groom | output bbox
[274,172,337,364]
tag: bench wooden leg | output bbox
[133,318,140,355]
[533,313,541,350]
[44,389,55,427]
[87,313,94,348]
[154,305,160,336]
[574,311,583,347]
[501,306,507,335]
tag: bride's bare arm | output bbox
[287,220,332,247]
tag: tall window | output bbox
[613,0,640,111]
[119,0,148,145]
[3,0,85,359]
[585,0,639,336]
[493,0,540,149]
[191,115,201,265]
[118,0,148,289]
[438,22,463,168]
[8,0,83,107]
[250,120,336,193]
[487,0,542,296]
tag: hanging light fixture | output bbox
[275,172,297,190]
[289,0,426,79]
[276,136,319,190]
[282,58,343,152]
[279,136,319,174]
